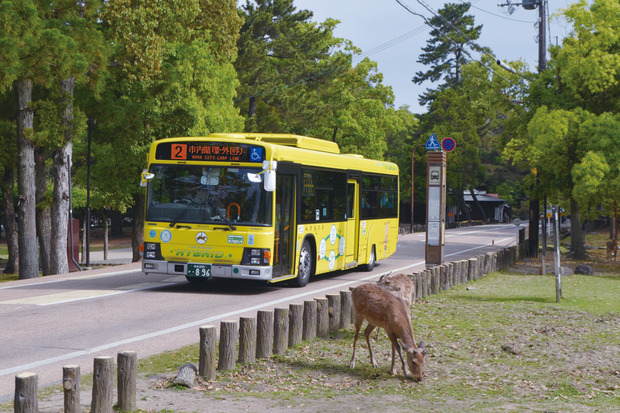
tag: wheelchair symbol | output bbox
[250,148,263,162]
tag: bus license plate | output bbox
[187,263,211,278]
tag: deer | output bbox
[375,272,415,340]
[607,238,617,261]
[377,272,414,306]
[349,283,426,381]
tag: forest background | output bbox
[0,0,618,280]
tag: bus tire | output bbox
[361,245,376,271]
[294,240,314,287]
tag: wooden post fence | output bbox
[12,245,520,412]
[91,356,114,413]
[63,365,80,413]
[199,325,217,380]
[14,372,37,413]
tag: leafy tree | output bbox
[235,0,347,130]
[0,93,19,274]
[39,0,108,275]
[96,0,244,260]
[412,2,487,108]
[0,0,46,279]
[504,0,619,258]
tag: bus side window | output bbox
[346,183,355,219]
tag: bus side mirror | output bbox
[264,170,276,192]
[140,170,154,187]
[262,160,277,192]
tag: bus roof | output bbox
[153,134,398,175]
[208,133,340,154]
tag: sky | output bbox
[293,0,578,114]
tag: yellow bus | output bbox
[140,133,399,287]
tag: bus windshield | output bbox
[145,165,272,226]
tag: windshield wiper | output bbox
[207,198,236,230]
[169,202,193,228]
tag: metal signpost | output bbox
[553,205,562,302]
[513,218,521,247]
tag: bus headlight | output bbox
[242,247,271,266]
[144,242,162,260]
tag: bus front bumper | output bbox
[142,260,273,281]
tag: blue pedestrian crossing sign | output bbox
[425,133,441,151]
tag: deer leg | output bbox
[350,322,362,369]
[364,324,378,367]
[390,336,409,376]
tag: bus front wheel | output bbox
[294,240,314,287]
[361,246,376,271]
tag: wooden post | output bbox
[117,351,137,412]
[340,290,352,328]
[199,325,217,380]
[63,365,80,413]
[440,265,447,291]
[239,316,257,364]
[303,300,317,341]
[256,310,273,359]
[421,270,429,298]
[431,267,440,294]
[14,372,37,413]
[410,275,418,302]
[326,294,341,331]
[315,297,329,338]
[288,303,303,347]
[91,356,114,413]
[218,320,238,371]
[468,258,477,282]
[273,307,289,354]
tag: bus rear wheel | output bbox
[361,245,376,271]
[294,240,314,287]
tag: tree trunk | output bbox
[15,79,40,279]
[50,78,75,275]
[35,147,51,276]
[570,198,586,259]
[110,210,124,236]
[248,96,256,117]
[102,210,109,261]
[131,194,144,262]
[2,168,19,274]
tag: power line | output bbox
[396,0,522,87]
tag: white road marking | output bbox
[0,282,178,306]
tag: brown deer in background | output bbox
[350,283,426,381]
[375,272,415,340]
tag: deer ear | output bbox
[418,341,425,349]
[400,341,411,352]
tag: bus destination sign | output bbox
[155,142,264,163]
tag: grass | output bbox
[124,265,619,412]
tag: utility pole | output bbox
[498,0,547,257]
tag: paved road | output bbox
[0,223,518,401]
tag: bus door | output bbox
[273,174,296,277]
[345,178,359,267]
